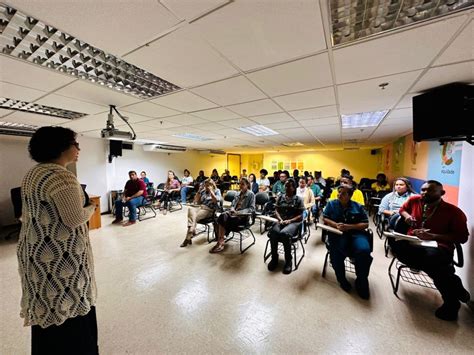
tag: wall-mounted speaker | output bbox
[110,140,122,157]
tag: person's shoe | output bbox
[355,278,370,300]
[435,302,460,321]
[209,243,224,253]
[162,208,168,215]
[180,239,192,247]
[282,261,292,275]
[111,218,123,224]
[122,220,136,227]
[339,279,352,293]
[267,258,278,271]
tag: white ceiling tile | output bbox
[270,121,301,130]
[307,124,341,135]
[0,82,46,102]
[80,129,102,139]
[273,87,336,111]
[10,0,180,56]
[61,114,108,132]
[300,116,340,127]
[194,0,327,71]
[151,91,218,112]
[121,101,180,118]
[0,108,13,117]
[161,0,228,20]
[338,70,422,114]
[117,122,156,134]
[290,105,338,120]
[227,99,282,117]
[342,127,375,139]
[386,108,412,120]
[125,25,238,87]
[135,119,182,129]
[191,76,266,105]
[163,114,208,125]
[117,112,161,124]
[395,93,418,109]
[191,107,240,121]
[333,15,467,84]
[382,116,412,127]
[54,81,140,106]
[219,118,256,129]
[36,94,107,115]
[0,56,75,92]
[279,127,309,137]
[247,53,333,97]
[249,112,294,125]
[411,62,474,93]
[7,111,68,126]
[187,121,228,131]
[435,20,473,66]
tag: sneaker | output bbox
[458,287,471,303]
[122,220,136,227]
[111,218,123,224]
[355,278,370,300]
[282,262,292,275]
[339,279,352,293]
[162,208,168,215]
[435,302,460,321]
[267,258,278,272]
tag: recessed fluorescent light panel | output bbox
[0,97,87,119]
[238,125,278,136]
[173,133,213,141]
[329,0,474,45]
[0,3,181,99]
[282,142,304,147]
[0,121,38,136]
[342,110,388,128]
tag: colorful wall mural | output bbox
[382,134,463,205]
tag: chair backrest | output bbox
[255,192,270,207]
[392,214,409,235]
[157,183,165,190]
[10,187,22,219]
[454,243,464,267]
[224,190,237,202]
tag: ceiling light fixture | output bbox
[173,133,213,141]
[329,0,474,45]
[0,3,181,99]
[0,97,87,119]
[0,121,38,136]
[238,125,279,136]
[282,142,305,147]
[342,110,388,128]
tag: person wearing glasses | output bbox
[18,126,99,354]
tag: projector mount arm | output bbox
[107,105,137,140]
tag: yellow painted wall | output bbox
[241,154,264,176]
[256,149,381,182]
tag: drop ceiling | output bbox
[0,0,473,153]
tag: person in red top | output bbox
[392,180,469,321]
[112,170,148,226]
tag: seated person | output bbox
[240,169,248,180]
[314,170,326,187]
[378,177,415,220]
[209,177,255,253]
[248,173,259,194]
[371,173,391,193]
[210,169,221,185]
[272,170,289,195]
[329,175,365,205]
[392,180,470,321]
[113,170,148,226]
[335,168,351,186]
[323,184,372,299]
[267,179,305,274]
[256,169,270,192]
[221,169,232,182]
[194,170,207,189]
[155,170,181,215]
[140,171,150,184]
[180,179,222,247]
[180,169,194,203]
[307,175,322,217]
[296,177,315,214]
[292,169,300,180]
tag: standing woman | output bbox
[17,126,99,354]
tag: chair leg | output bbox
[322,251,330,277]
[388,257,401,296]
[263,238,271,262]
[293,239,305,270]
[240,229,256,254]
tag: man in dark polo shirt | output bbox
[112,170,148,226]
[393,180,470,321]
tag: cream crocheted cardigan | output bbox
[17,163,96,328]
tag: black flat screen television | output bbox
[412,83,473,142]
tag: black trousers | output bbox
[31,307,98,355]
[268,222,301,262]
[389,240,465,305]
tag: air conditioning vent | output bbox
[143,144,186,153]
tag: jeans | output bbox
[115,196,145,222]
[181,186,190,203]
[328,232,372,283]
[268,222,301,263]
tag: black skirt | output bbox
[31,306,98,355]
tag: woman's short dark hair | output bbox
[285,178,297,189]
[260,169,268,176]
[184,169,190,175]
[29,126,76,163]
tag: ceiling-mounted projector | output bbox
[101,105,136,141]
[101,128,133,140]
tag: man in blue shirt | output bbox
[323,184,372,299]
[272,171,289,195]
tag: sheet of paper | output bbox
[383,231,438,248]
[316,223,343,235]
[255,215,279,223]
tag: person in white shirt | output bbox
[296,176,315,211]
[256,169,270,192]
[180,169,194,203]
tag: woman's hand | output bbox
[336,223,350,232]
[412,228,432,240]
